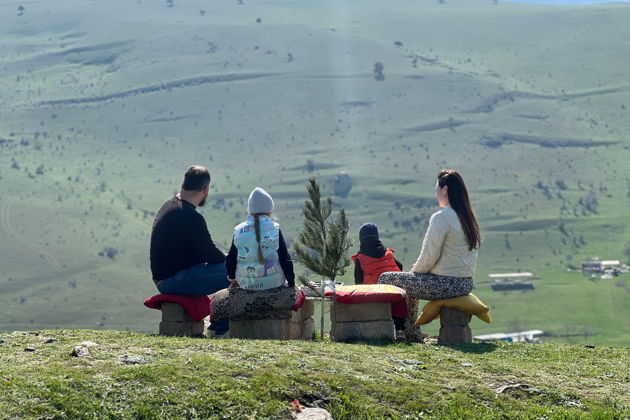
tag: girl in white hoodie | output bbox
[225,187,295,290]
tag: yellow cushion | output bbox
[415,293,491,325]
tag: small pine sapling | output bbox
[294,177,351,339]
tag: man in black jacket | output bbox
[150,165,228,298]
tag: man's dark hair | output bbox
[181,165,211,191]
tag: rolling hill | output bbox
[0,0,629,343]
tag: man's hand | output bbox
[228,278,239,288]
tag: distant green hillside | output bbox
[0,330,628,419]
[0,0,629,343]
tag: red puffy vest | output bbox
[351,249,401,284]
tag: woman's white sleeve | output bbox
[411,213,448,273]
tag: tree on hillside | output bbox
[623,240,630,263]
[578,191,598,215]
[17,5,25,16]
[294,177,351,339]
[306,159,315,173]
[373,62,384,81]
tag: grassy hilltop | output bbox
[0,330,628,419]
[0,0,629,342]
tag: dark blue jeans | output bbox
[157,262,230,334]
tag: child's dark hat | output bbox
[359,223,379,241]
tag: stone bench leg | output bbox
[230,318,292,339]
[159,303,204,337]
[330,302,394,341]
[291,300,315,340]
[230,300,315,340]
[438,307,472,345]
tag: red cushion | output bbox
[324,285,408,319]
[293,290,306,311]
[144,294,211,322]
[324,284,406,303]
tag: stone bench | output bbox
[330,301,394,341]
[159,302,205,337]
[229,300,315,340]
[437,307,472,345]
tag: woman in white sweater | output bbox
[379,169,481,340]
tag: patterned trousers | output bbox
[378,272,473,342]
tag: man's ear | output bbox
[203,184,209,194]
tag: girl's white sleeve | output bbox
[411,212,448,273]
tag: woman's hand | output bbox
[228,278,240,288]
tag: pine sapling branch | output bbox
[294,177,351,340]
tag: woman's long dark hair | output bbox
[437,169,480,251]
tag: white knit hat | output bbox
[248,187,274,214]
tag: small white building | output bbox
[488,272,534,279]
[581,258,621,276]
[488,272,535,291]
[601,260,620,267]
[475,330,544,343]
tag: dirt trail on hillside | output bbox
[404,119,469,133]
[471,85,630,114]
[36,72,276,107]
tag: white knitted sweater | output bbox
[411,206,478,277]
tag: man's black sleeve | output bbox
[226,239,237,279]
[354,261,364,284]
[277,231,295,287]
[395,258,403,271]
[188,212,226,264]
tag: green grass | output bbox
[1,0,630,344]
[0,330,628,419]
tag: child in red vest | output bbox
[351,223,406,339]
